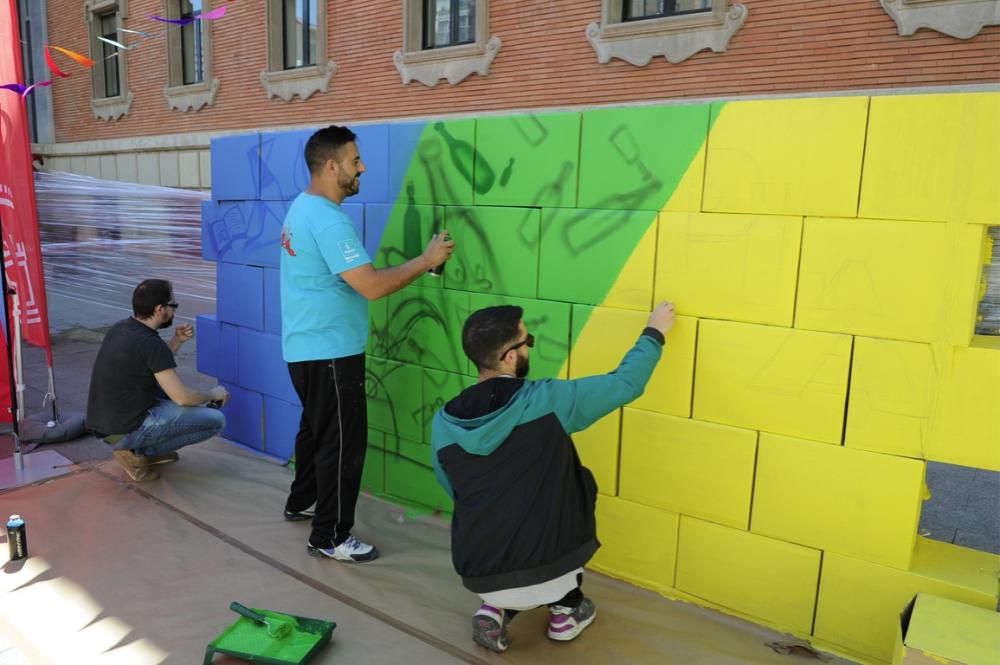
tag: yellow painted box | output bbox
[795,217,982,344]
[814,538,1000,665]
[703,96,868,218]
[894,594,1000,665]
[926,342,1000,472]
[752,433,925,570]
[570,305,696,419]
[693,319,852,444]
[675,516,821,635]
[860,92,1000,224]
[845,337,935,459]
[590,496,679,593]
[619,409,757,529]
[655,211,802,327]
[573,409,622,496]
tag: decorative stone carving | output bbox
[394,36,502,87]
[83,0,124,17]
[91,91,133,121]
[587,3,747,66]
[260,60,337,102]
[164,78,219,112]
[880,0,999,38]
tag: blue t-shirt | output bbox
[280,192,371,362]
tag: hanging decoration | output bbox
[0,80,52,97]
[1,5,231,97]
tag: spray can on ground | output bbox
[6,514,27,561]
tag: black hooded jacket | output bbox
[431,329,664,593]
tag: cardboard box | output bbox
[894,593,1000,665]
[814,540,999,665]
[675,516,821,635]
[752,433,925,570]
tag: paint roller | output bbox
[229,601,295,639]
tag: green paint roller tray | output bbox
[203,603,336,665]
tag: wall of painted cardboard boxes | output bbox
[198,92,1000,665]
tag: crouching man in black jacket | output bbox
[430,301,676,653]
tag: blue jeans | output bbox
[116,399,226,457]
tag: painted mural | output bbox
[199,91,1000,665]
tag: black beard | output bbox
[343,176,360,196]
[515,355,529,379]
[158,316,174,330]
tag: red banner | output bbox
[0,0,54,375]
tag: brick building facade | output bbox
[21,0,1000,188]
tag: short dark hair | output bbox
[461,305,523,371]
[304,125,357,175]
[132,279,173,318]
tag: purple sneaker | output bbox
[547,597,596,641]
[472,603,511,652]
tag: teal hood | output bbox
[429,331,665,499]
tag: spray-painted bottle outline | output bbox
[434,122,496,196]
[499,158,515,187]
[402,181,423,261]
[512,115,550,147]
[514,160,575,247]
[609,125,654,183]
[570,121,671,260]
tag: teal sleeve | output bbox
[430,413,455,499]
[546,333,663,434]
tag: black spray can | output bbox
[6,514,27,561]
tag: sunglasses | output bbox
[164,302,179,310]
[499,333,534,361]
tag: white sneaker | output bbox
[548,598,596,641]
[307,535,379,562]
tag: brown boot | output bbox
[112,449,160,482]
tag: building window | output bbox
[587,0,747,66]
[99,12,120,97]
[424,0,476,49]
[395,0,500,87]
[261,0,333,101]
[17,0,39,141]
[623,0,712,21]
[282,0,317,68]
[164,0,218,112]
[880,0,1000,39]
[86,0,132,121]
[180,0,204,84]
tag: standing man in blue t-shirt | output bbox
[280,125,454,562]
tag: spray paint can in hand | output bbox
[6,514,27,561]
[428,231,450,277]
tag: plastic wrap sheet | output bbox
[33,170,214,333]
[976,226,1000,336]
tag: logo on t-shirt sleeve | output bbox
[338,239,362,264]
[280,226,296,256]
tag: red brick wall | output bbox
[47,0,1000,143]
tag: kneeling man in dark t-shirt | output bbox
[87,279,230,481]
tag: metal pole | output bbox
[11,286,24,424]
[0,220,24,470]
[47,366,59,423]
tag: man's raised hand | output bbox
[647,301,676,335]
